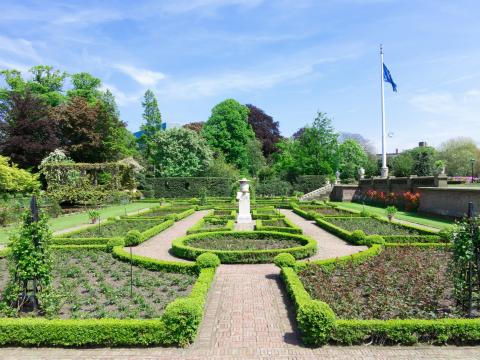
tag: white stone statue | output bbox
[236,178,252,224]
[358,167,365,179]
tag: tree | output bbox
[246,104,281,158]
[0,90,60,168]
[206,153,240,178]
[52,97,102,162]
[0,66,66,107]
[437,137,478,176]
[67,72,102,104]
[339,132,376,154]
[392,152,414,177]
[245,138,266,177]
[183,121,204,133]
[138,90,162,159]
[0,156,40,195]
[150,127,212,177]
[338,139,368,180]
[201,99,254,172]
[410,146,436,176]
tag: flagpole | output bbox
[380,44,388,178]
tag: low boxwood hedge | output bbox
[255,217,302,234]
[187,217,235,235]
[278,244,480,346]
[0,248,217,347]
[172,231,317,264]
[251,208,284,220]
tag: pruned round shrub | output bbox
[350,230,367,245]
[364,234,385,246]
[274,253,296,268]
[106,237,125,252]
[162,298,202,347]
[124,230,142,246]
[297,300,336,346]
[196,252,221,268]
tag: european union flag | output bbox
[383,63,397,92]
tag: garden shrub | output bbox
[196,252,221,269]
[364,235,385,246]
[350,230,367,245]
[256,179,292,196]
[162,298,203,347]
[125,230,142,246]
[274,253,296,267]
[292,175,327,194]
[297,300,336,346]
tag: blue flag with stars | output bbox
[383,63,397,92]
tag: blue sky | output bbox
[1,0,479,152]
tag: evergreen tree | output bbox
[138,90,162,160]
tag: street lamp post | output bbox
[471,159,476,184]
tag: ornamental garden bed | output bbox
[172,231,316,263]
[325,217,422,236]
[299,246,458,320]
[210,209,236,219]
[300,206,360,217]
[279,245,480,347]
[187,217,235,234]
[61,219,165,238]
[0,249,196,319]
[255,218,302,234]
[252,208,284,219]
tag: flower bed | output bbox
[255,217,302,234]
[252,208,284,220]
[278,245,480,347]
[297,206,360,217]
[187,217,235,234]
[172,231,316,263]
[61,219,165,238]
[0,247,218,347]
[210,209,236,219]
[299,246,457,320]
[325,217,422,236]
[1,249,196,319]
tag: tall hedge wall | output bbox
[292,175,328,194]
[146,177,234,198]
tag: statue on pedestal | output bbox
[236,178,252,224]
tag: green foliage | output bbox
[3,210,52,313]
[437,137,478,176]
[297,300,336,346]
[138,89,163,160]
[292,175,328,193]
[66,72,102,104]
[195,252,221,269]
[205,153,240,179]
[274,253,296,267]
[245,137,266,177]
[256,179,292,196]
[350,230,367,245]
[87,209,100,223]
[148,177,234,198]
[125,230,142,246]
[150,127,212,177]
[338,139,368,180]
[0,156,40,195]
[172,231,317,264]
[201,99,254,172]
[386,206,398,220]
[256,218,302,234]
[275,112,338,180]
[364,235,385,246]
[451,216,480,315]
[392,146,436,177]
[392,152,414,177]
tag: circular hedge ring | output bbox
[171,231,317,264]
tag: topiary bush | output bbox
[297,300,336,346]
[350,230,367,245]
[196,253,221,269]
[274,253,296,268]
[162,299,203,347]
[124,230,142,246]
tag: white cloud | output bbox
[0,35,41,62]
[114,64,166,87]
[101,83,141,106]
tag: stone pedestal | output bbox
[236,178,252,224]
[236,191,252,223]
[380,167,389,178]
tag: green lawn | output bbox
[331,202,454,230]
[0,202,159,244]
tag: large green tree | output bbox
[201,99,254,172]
[150,127,212,177]
[437,137,479,176]
[338,139,368,180]
[67,72,102,104]
[138,90,162,159]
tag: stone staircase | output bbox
[299,183,333,202]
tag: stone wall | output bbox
[330,185,359,202]
[418,187,480,218]
[358,175,447,193]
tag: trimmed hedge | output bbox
[252,208,284,220]
[172,231,317,264]
[187,217,235,235]
[147,177,234,198]
[255,217,302,234]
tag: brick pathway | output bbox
[4,210,480,359]
[131,210,209,262]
